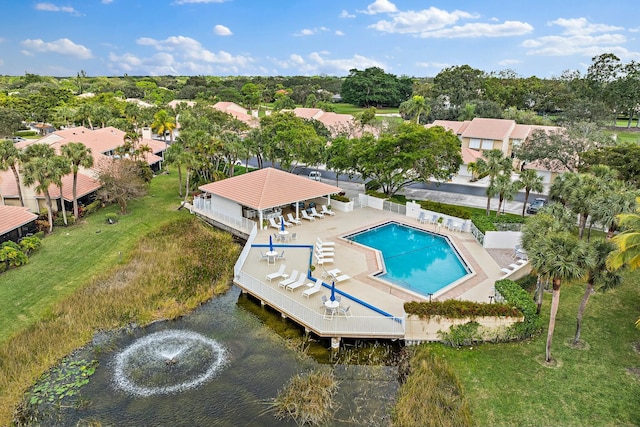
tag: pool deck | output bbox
[239,203,505,324]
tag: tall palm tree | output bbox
[525,229,593,362]
[22,145,59,233]
[590,183,638,239]
[151,109,177,146]
[0,140,25,206]
[399,95,430,124]
[492,172,521,216]
[608,197,640,271]
[574,239,622,345]
[518,169,544,217]
[476,149,513,216]
[164,141,186,197]
[61,142,93,219]
[51,156,71,225]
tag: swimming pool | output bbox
[345,222,471,297]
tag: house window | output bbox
[512,139,522,147]
[481,139,494,150]
[469,138,481,149]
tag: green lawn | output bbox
[0,173,184,343]
[435,270,640,426]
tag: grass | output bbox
[427,269,640,426]
[0,173,184,343]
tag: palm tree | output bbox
[518,169,544,217]
[22,146,60,233]
[51,156,71,225]
[492,173,520,216]
[0,140,25,206]
[399,95,430,124]
[61,142,93,219]
[525,229,593,362]
[590,183,638,239]
[164,141,186,197]
[574,239,622,345]
[476,149,513,216]
[608,197,640,271]
[151,109,176,145]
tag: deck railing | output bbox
[234,223,258,278]
[192,196,255,234]
[235,270,405,337]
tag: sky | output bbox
[0,0,638,78]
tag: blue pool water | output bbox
[346,222,470,296]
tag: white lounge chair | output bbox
[334,274,350,283]
[501,267,513,275]
[286,274,307,291]
[321,205,335,216]
[286,213,301,226]
[280,216,292,228]
[315,243,335,254]
[278,270,299,288]
[314,253,334,265]
[321,268,341,279]
[268,217,280,230]
[301,210,316,222]
[316,237,335,247]
[310,207,324,219]
[302,281,322,298]
[265,264,286,282]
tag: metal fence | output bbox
[469,221,485,246]
[234,270,405,338]
[383,200,407,215]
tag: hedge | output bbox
[404,299,521,319]
[494,278,541,339]
[419,200,472,220]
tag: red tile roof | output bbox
[199,167,342,210]
[0,205,37,235]
[461,118,516,141]
[45,173,102,202]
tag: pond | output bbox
[32,286,401,426]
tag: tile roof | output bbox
[0,169,20,198]
[0,205,37,235]
[199,167,342,210]
[461,147,484,164]
[45,172,102,201]
[428,120,470,135]
[212,102,260,128]
[461,118,516,140]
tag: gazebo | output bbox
[198,167,342,229]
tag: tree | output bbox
[523,213,594,362]
[475,149,512,216]
[581,142,640,187]
[151,109,176,145]
[60,142,94,219]
[608,197,640,271]
[0,140,25,206]
[399,95,430,124]
[433,65,485,109]
[22,145,59,233]
[325,136,357,186]
[164,141,186,197]
[341,67,412,107]
[51,156,71,225]
[574,239,622,345]
[590,183,638,238]
[96,158,148,214]
[353,123,462,197]
[518,169,544,217]
[241,82,262,113]
[492,173,520,216]
[0,107,23,138]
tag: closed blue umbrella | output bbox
[280,216,285,232]
[330,281,336,302]
[269,234,273,252]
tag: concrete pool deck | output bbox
[240,203,506,320]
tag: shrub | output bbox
[53,215,76,227]
[331,194,350,203]
[404,300,521,319]
[16,130,37,137]
[365,179,381,191]
[37,208,48,221]
[83,200,102,215]
[366,190,387,199]
[272,370,338,426]
[495,279,541,339]
[19,237,42,255]
[439,321,483,347]
[35,220,49,233]
[0,245,28,268]
[471,214,498,232]
[105,213,118,224]
[419,200,472,219]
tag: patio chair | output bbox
[268,217,280,230]
[302,281,322,298]
[445,218,454,230]
[258,252,269,262]
[276,250,285,261]
[310,207,324,219]
[315,243,335,255]
[316,237,335,247]
[314,252,334,265]
[278,270,299,288]
[280,216,292,228]
[321,205,335,216]
[286,274,307,291]
[335,295,342,303]
[286,213,301,225]
[290,232,297,241]
[511,245,522,259]
[501,267,513,275]
[320,295,328,307]
[321,268,341,279]
[430,214,438,224]
[301,210,316,221]
[338,305,352,317]
[417,212,427,224]
[265,264,287,282]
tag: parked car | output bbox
[526,198,547,214]
[308,171,322,181]
[12,136,26,143]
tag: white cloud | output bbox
[274,51,386,75]
[296,29,315,37]
[370,7,476,34]
[498,59,521,65]
[419,21,533,38]
[523,17,637,58]
[21,38,92,59]
[102,0,113,4]
[339,10,355,19]
[361,0,397,15]
[35,3,79,14]
[416,61,450,69]
[174,0,227,4]
[214,24,232,36]
[335,30,345,36]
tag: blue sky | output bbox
[0,0,638,78]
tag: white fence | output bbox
[234,223,258,277]
[234,269,405,338]
[192,196,255,234]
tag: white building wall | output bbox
[211,195,242,218]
